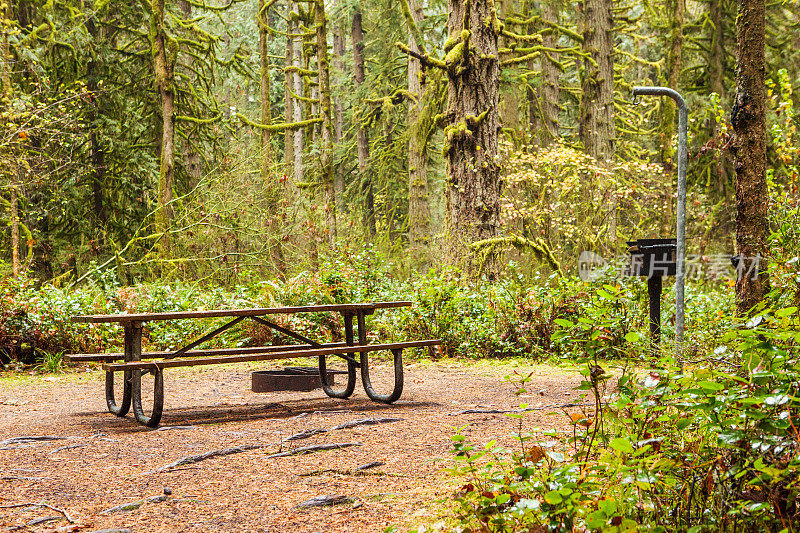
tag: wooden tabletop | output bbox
[71,301,413,323]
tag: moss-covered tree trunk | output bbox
[151,0,176,256]
[659,0,684,166]
[2,0,18,277]
[315,0,336,245]
[407,0,430,256]
[291,10,304,186]
[731,0,769,315]
[579,0,614,162]
[579,0,615,245]
[85,7,107,229]
[443,0,501,257]
[333,23,346,218]
[352,8,374,237]
[284,4,294,183]
[538,0,560,146]
[258,0,272,180]
[709,0,731,191]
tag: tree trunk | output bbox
[579,0,615,245]
[731,0,768,315]
[86,3,107,227]
[579,0,614,162]
[709,0,731,191]
[315,0,336,246]
[497,0,519,138]
[333,23,345,215]
[292,13,304,186]
[2,0,18,277]
[284,5,294,183]
[152,0,176,256]
[407,0,430,256]
[352,8,374,237]
[179,0,202,190]
[10,186,18,277]
[444,0,501,261]
[538,0,560,146]
[258,0,272,180]
[660,0,684,166]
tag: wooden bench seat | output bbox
[65,342,348,363]
[102,339,441,371]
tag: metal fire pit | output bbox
[252,367,336,393]
[626,238,677,349]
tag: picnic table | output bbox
[68,301,440,428]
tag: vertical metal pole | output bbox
[632,86,687,365]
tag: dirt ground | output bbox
[0,360,582,533]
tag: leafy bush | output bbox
[445,304,800,532]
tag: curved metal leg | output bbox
[319,356,357,399]
[132,367,164,428]
[105,369,132,416]
[361,348,404,404]
[319,312,356,399]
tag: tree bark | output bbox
[315,0,337,246]
[352,8,374,237]
[333,22,345,215]
[292,12,304,186]
[538,0,560,146]
[2,0,18,277]
[708,0,731,190]
[579,0,614,162]
[731,0,768,315]
[10,186,18,277]
[444,0,501,261]
[407,0,430,255]
[179,0,202,190]
[258,0,272,180]
[284,4,294,184]
[497,0,519,137]
[151,0,176,256]
[660,0,684,166]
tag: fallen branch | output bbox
[155,444,270,473]
[0,476,46,481]
[450,403,587,415]
[102,494,169,514]
[48,443,88,455]
[281,428,327,442]
[0,501,73,523]
[295,495,353,508]
[0,436,68,449]
[329,418,404,430]
[265,442,361,459]
[155,425,197,432]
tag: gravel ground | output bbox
[0,361,581,533]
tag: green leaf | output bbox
[624,331,640,343]
[495,493,510,505]
[553,318,573,328]
[698,380,725,391]
[610,437,633,453]
[544,491,563,505]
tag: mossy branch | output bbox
[236,113,322,132]
[399,0,428,57]
[395,42,446,70]
[175,112,222,124]
[470,235,564,277]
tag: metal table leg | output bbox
[129,322,164,428]
[105,323,133,416]
[319,312,356,399]
[358,311,404,403]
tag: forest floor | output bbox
[0,360,581,533]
